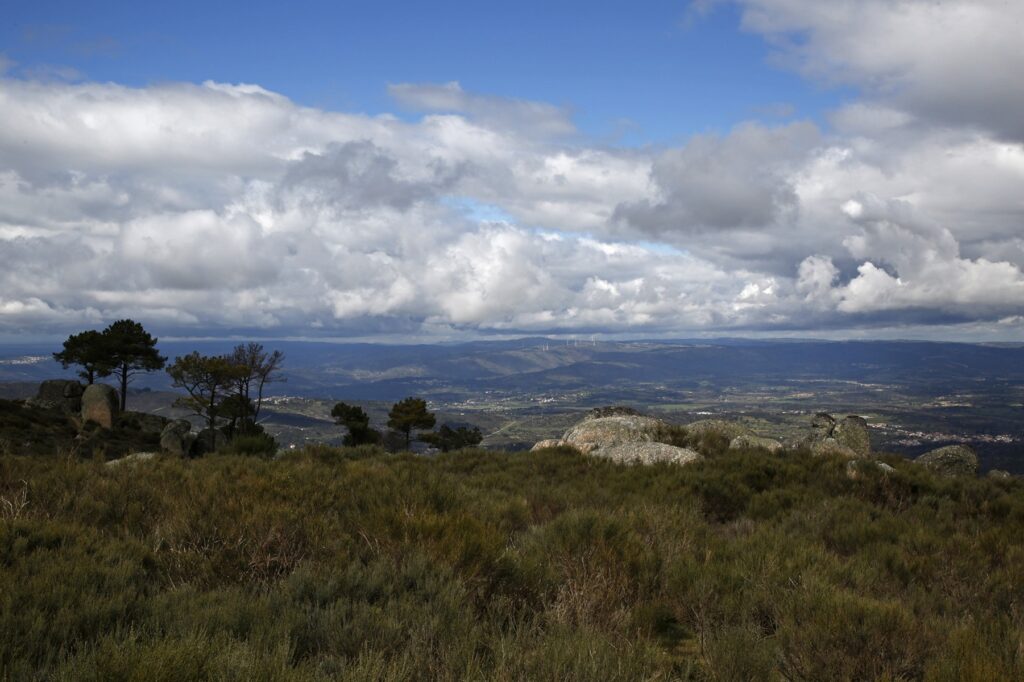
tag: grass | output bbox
[1,442,1023,680]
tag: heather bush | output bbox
[1,443,1023,679]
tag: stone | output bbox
[133,412,169,434]
[811,439,860,460]
[685,419,751,441]
[106,452,158,466]
[596,441,703,466]
[832,416,872,456]
[562,414,664,451]
[729,434,783,453]
[811,412,836,439]
[80,384,119,429]
[33,379,84,412]
[803,412,871,458]
[531,410,703,467]
[846,459,896,480]
[194,427,229,455]
[987,469,1012,480]
[160,419,195,457]
[915,444,979,477]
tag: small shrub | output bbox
[223,433,279,457]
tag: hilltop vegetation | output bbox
[2,441,1023,680]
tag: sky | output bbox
[1,0,1023,342]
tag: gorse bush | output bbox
[220,432,279,458]
[1,444,1023,680]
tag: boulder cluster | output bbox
[914,444,978,477]
[531,411,702,466]
[24,379,203,459]
[532,406,995,479]
[30,379,120,430]
[804,412,872,458]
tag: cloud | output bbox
[280,141,464,212]
[389,81,576,137]
[614,121,820,236]
[0,67,1022,338]
[731,0,1024,141]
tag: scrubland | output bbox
[1,440,1023,680]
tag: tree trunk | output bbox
[119,364,128,411]
[208,386,218,451]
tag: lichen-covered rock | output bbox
[987,469,1012,480]
[80,384,118,429]
[531,411,702,467]
[803,412,872,457]
[832,416,872,456]
[562,414,664,452]
[811,412,836,439]
[846,459,896,480]
[811,439,860,460]
[31,379,84,412]
[684,419,751,441]
[596,441,703,466]
[729,434,783,453]
[160,419,195,457]
[915,445,978,477]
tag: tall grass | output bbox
[1,444,1023,680]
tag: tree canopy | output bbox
[166,352,245,451]
[53,330,111,384]
[420,424,483,452]
[228,343,285,434]
[331,402,381,446]
[103,320,166,411]
[53,320,165,409]
[387,397,436,450]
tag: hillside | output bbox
[4,339,1023,471]
[2,443,1023,680]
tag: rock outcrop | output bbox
[29,379,84,412]
[194,427,229,455]
[132,413,169,434]
[833,416,872,456]
[160,419,196,457]
[729,434,783,453]
[846,459,895,480]
[80,384,119,429]
[987,469,1012,480]
[915,445,978,477]
[810,440,861,459]
[562,413,664,454]
[596,441,702,466]
[805,413,872,459]
[531,411,702,467]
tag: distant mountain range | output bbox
[3,337,1023,402]
[2,338,1022,471]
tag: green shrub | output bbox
[0,443,1022,679]
[223,433,279,457]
